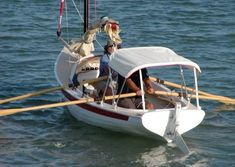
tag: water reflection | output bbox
[136,145,209,167]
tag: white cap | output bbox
[100,16,109,25]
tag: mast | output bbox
[84,0,89,33]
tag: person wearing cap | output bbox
[99,40,117,77]
[95,40,118,99]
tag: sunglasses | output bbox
[108,44,116,48]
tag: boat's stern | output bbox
[142,104,205,141]
[141,103,205,153]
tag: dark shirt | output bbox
[117,68,149,94]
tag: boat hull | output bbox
[55,47,205,143]
[62,89,165,140]
[62,89,205,142]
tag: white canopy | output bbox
[109,46,201,78]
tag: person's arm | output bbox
[126,78,142,96]
[144,78,154,94]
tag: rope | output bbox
[94,0,96,19]
[179,66,188,99]
[59,0,104,55]
[179,65,197,104]
[95,38,104,50]
[71,0,84,22]
[88,0,90,24]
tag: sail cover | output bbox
[109,47,201,78]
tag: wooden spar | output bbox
[0,76,107,105]
[150,76,235,104]
[2,74,233,106]
[2,89,235,117]
[0,92,137,117]
[153,91,235,104]
[0,86,65,105]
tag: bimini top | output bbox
[109,46,201,78]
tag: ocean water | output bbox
[0,0,235,166]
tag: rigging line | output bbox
[79,0,82,35]
[69,0,102,49]
[178,66,184,100]
[94,0,96,19]
[71,0,84,22]
[88,0,90,24]
[179,65,195,104]
[95,39,104,50]
[179,66,188,98]
[191,71,199,103]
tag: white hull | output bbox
[55,47,205,144]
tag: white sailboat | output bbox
[55,0,205,153]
